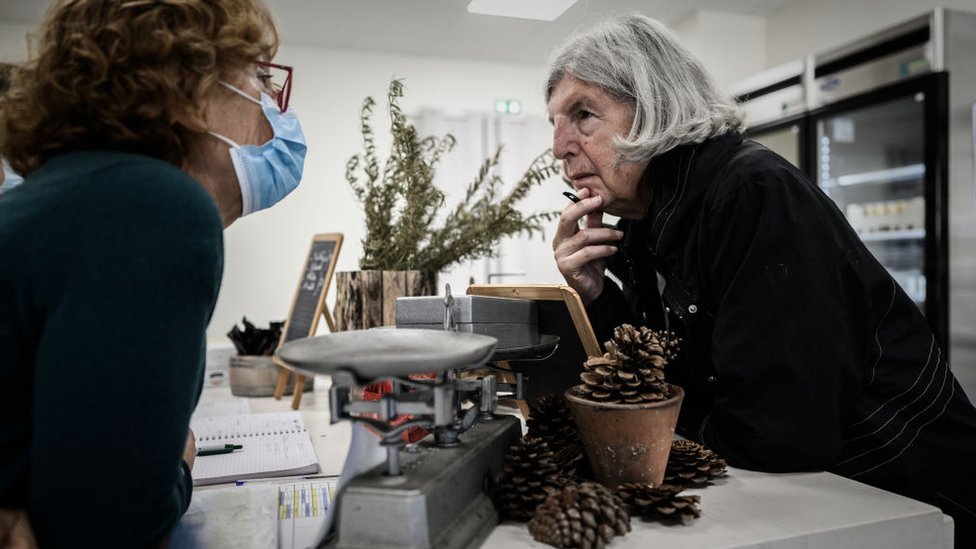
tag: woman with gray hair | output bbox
[549,13,976,545]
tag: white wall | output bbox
[10,1,944,342]
[0,10,775,346]
[0,21,556,340]
[766,0,976,66]
[0,22,31,62]
[673,10,767,92]
[213,44,554,340]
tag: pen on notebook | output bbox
[197,443,243,456]
[235,474,335,486]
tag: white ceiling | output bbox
[0,0,801,65]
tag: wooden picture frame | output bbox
[466,284,603,417]
[273,233,343,409]
[466,284,601,356]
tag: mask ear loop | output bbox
[208,130,241,149]
[219,80,263,107]
[208,80,269,147]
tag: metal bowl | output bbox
[275,328,497,382]
[228,355,313,397]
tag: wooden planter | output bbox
[333,270,437,331]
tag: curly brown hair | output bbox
[0,0,279,176]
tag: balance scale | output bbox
[276,289,557,549]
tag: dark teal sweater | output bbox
[0,151,223,546]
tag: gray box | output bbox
[395,295,538,349]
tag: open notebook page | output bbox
[190,411,319,486]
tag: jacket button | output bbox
[688,304,698,314]
[707,375,717,383]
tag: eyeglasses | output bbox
[255,60,293,112]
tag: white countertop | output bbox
[487,467,953,548]
[192,379,954,549]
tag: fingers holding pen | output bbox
[554,190,623,250]
[554,190,601,243]
[553,194,622,260]
[552,187,623,304]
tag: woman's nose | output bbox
[552,119,578,160]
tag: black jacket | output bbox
[587,133,976,542]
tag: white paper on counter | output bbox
[171,484,278,549]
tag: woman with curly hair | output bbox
[0,0,305,546]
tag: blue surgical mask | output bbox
[1,159,24,194]
[209,81,307,216]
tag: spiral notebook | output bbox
[190,411,320,486]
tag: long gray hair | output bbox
[545,13,743,164]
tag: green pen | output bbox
[197,443,243,456]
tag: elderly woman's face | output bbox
[548,76,649,219]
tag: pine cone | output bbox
[528,482,631,549]
[616,483,701,525]
[577,324,679,404]
[527,394,589,478]
[664,440,728,487]
[497,438,565,521]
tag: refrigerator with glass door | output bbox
[732,9,976,397]
[812,73,949,349]
[807,9,976,397]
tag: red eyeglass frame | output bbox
[255,60,293,112]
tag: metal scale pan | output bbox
[276,328,497,382]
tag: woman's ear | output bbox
[170,104,209,133]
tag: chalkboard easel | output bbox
[273,233,343,409]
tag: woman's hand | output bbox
[552,188,623,305]
[0,509,37,549]
[183,429,196,471]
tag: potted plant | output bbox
[564,324,684,487]
[336,79,560,330]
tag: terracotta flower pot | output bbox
[564,384,684,487]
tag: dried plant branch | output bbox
[346,79,561,272]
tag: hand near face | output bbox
[552,187,623,305]
[183,429,196,471]
[0,509,37,549]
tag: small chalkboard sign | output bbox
[274,233,343,408]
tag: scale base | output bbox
[331,414,521,549]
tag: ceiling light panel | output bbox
[466,0,578,21]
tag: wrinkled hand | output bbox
[183,429,196,471]
[0,509,37,549]
[552,188,622,305]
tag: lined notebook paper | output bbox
[190,412,320,486]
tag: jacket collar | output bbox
[642,132,744,217]
[619,132,743,255]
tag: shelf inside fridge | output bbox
[833,163,925,187]
[857,229,925,242]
